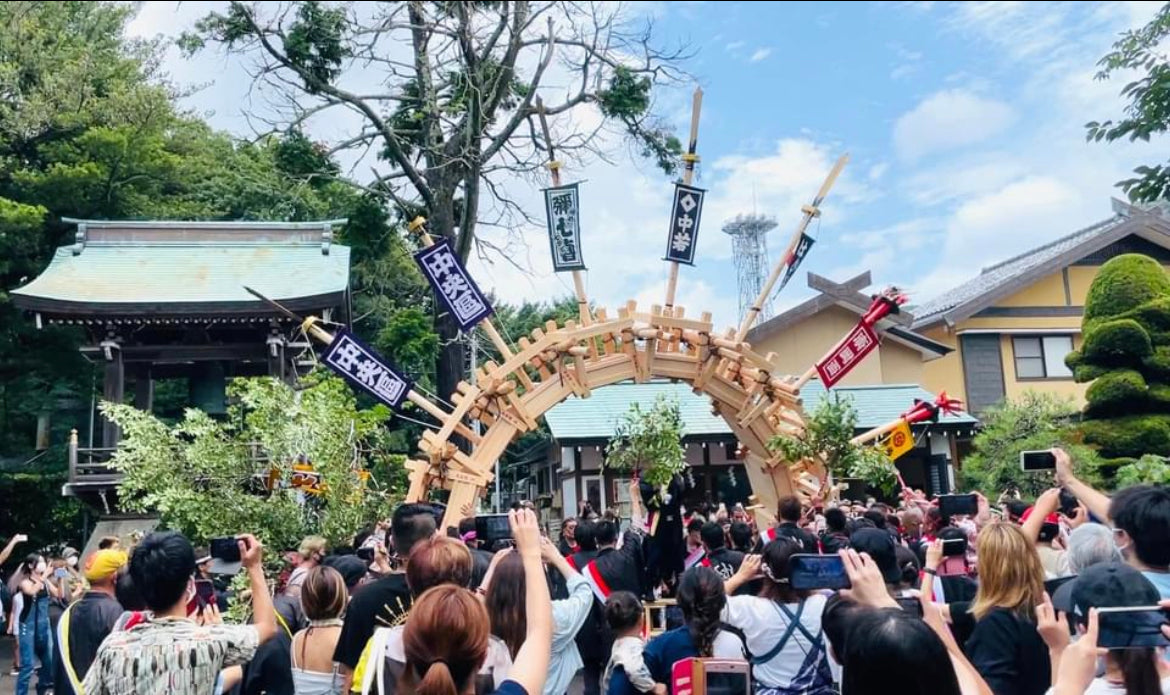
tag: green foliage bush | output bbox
[1081,318,1153,366]
[1081,414,1170,459]
[1142,346,1170,381]
[961,392,1102,498]
[102,372,401,550]
[770,396,898,495]
[1083,254,1170,324]
[1084,369,1148,416]
[604,396,686,496]
[1115,454,1170,486]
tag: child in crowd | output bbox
[603,591,664,694]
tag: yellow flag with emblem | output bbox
[880,421,914,461]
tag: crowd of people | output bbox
[1,447,1169,695]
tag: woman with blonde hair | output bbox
[292,565,349,695]
[965,521,1050,695]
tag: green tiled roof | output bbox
[544,380,978,441]
[10,220,350,314]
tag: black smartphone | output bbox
[356,546,375,562]
[896,595,924,617]
[210,536,241,563]
[1096,607,1170,649]
[1020,450,1057,472]
[937,494,979,518]
[475,514,512,548]
[789,554,851,591]
[1059,489,1080,516]
[194,578,216,608]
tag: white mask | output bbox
[66,556,78,568]
[34,561,46,574]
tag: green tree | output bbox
[101,373,401,549]
[180,1,688,401]
[1087,2,1170,203]
[961,392,1103,498]
[1115,454,1170,486]
[1066,254,1170,469]
[605,396,687,496]
[770,396,898,495]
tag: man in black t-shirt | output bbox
[777,495,819,554]
[700,522,744,581]
[334,503,437,692]
[230,594,304,695]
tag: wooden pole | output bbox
[536,96,592,327]
[664,86,704,311]
[734,154,849,342]
[301,318,483,445]
[851,418,905,446]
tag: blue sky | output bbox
[128,1,1166,332]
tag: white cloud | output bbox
[890,64,919,80]
[749,48,772,63]
[868,163,889,181]
[725,40,746,52]
[892,89,1015,161]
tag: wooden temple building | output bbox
[11,219,351,506]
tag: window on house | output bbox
[1013,335,1074,379]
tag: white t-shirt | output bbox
[720,593,831,689]
[1046,676,1170,695]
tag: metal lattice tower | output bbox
[723,213,779,324]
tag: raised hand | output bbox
[1035,592,1069,653]
[237,534,263,570]
[839,549,897,609]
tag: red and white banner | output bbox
[685,547,710,569]
[584,561,612,603]
[815,323,878,388]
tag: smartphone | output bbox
[54,567,68,579]
[672,658,751,695]
[937,494,979,518]
[356,546,375,562]
[210,536,241,563]
[1059,489,1080,516]
[194,579,216,608]
[1096,607,1170,649]
[896,595,925,617]
[789,554,851,591]
[475,514,512,548]
[1020,450,1057,472]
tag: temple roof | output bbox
[11,219,350,320]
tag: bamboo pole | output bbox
[664,87,704,311]
[536,97,592,328]
[301,318,482,445]
[734,154,849,342]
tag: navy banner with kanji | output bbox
[663,183,705,266]
[414,237,494,331]
[544,183,586,272]
[778,233,816,293]
[322,330,413,409]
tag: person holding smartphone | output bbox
[16,553,62,695]
[721,539,836,695]
[1038,563,1169,695]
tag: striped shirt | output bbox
[82,616,259,695]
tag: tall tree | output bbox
[180,0,688,399]
[1088,2,1170,204]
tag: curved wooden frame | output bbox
[405,301,826,530]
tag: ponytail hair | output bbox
[400,585,490,695]
[677,566,726,658]
[1114,649,1161,695]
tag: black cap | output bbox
[323,554,368,592]
[1070,562,1160,624]
[850,527,901,585]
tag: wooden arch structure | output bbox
[301,93,889,531]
